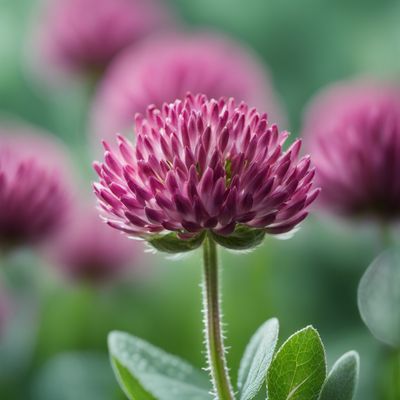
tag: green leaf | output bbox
[237,318,279,400]
[112,357,156,400]
[108,331,212,400]
[267,326,327,400]
[147,231,205,254]
[319,351,359,400]
[358,248,400,347]
[211,225,265,250]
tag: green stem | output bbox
[202,234,234,400]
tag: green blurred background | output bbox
[1,0,400,399]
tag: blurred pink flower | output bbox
[0,125,71,250]
[303,80,400,219]
[92,33,285,143]
[94,93,317,249]
[34,0,173,77]
[48,207,139,283]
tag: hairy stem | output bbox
[202,234,235,400]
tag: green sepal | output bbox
[147,231,206,254]
[211,225,265,250]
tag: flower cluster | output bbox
[94,94,318,252]
[92,33,284,142]
[0,127,70,250]
[35,0,172,76]
[304,80,400,219]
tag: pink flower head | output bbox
[49,207,139,283]
[304,80,400,219]
[92,33,285,143]
[94,94,318,253]
[35,0,172,77]
[0,125,71,250]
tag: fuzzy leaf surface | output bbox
[319,351,359,400]
[238,318,279,400]
[111,356,156,400]
[109,331,212,400]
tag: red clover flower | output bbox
[94,93,318,253]
[91,33,285,143]
[304,80,400,220]
[34,0,172,77]
[0,126,71,251]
